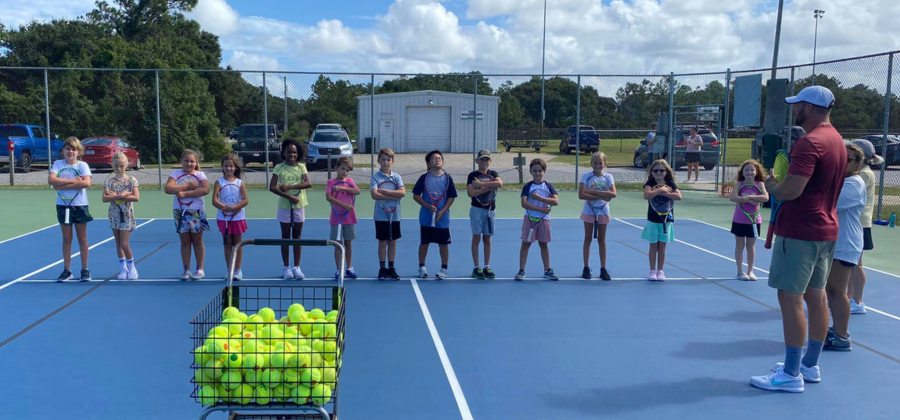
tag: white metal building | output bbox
[357,90,499,154]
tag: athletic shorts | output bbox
[277,207,306,224]
[863,227,874,251]
[641,221,674,243]
[686,152,701,163]
[580,213,611,225]
[330,224,356,241]
[57,205,93,225]
[520,215,551,243]
[217,219,248,235]
[730,222,761,238]
[375,221,402,241]
[768,237,836,294]
[835,259,857,268]
[420,226,451,245]
[173,209,210,234]
[469,206,495,236]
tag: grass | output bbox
[545,138,756,167]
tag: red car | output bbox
[81,137,141,170]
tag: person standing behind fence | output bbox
[645,122,661,162]
[684,127,702,183]
[847,139,883,315]
[750,85,846,393]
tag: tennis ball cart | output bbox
[191,239,347,420]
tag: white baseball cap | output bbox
[785,86,835,108]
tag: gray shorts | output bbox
[469,206,495,236]
[329,224,356,241]
[768,236,836,294]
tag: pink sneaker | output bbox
[648,270,658,281]
[656,270,666,281]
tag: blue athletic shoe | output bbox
[345,267,358,279]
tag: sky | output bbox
[1,0,899,77]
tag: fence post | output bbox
[156,71,162,189]
[720,69,731,190]
[473,74,478,171]
[370,74,375,181]
[263,72,269,185]
[668,72,675,166]
[44,69,51,172]
[878,53,893,220]
[575,75,581,185]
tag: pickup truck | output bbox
[0,124,63,173]
[231,124,282,166]
[558,125,601,154]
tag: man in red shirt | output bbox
[751,86,847,393]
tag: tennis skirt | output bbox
[277,207,306,224]
[641,221,674,243]
[580,213,611,225]
[731,222,761,238]
[217,219,248,235]
[173,209,210,234]
[57,205,93,226]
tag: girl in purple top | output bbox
[729,160,769,280]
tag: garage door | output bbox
[406,107,451,152]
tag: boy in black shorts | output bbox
[413,150,457,279]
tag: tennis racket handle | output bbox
[432,211,437,227]
[764,226,775,249]
[527,228,534,242]
[64,208,70,224]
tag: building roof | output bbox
[357,90,499,101]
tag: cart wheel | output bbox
[534,146,541,152]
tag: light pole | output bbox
[812,9,825,85]
[771,0,785,80]
[540,0,547,141]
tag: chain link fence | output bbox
[2,50,900,221]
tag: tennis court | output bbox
[0,190,898,420]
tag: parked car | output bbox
[0,124,63,173]
[306,127,354,169]
[231,124,282,166]
[559,125,601,154]
[81,137,141,170]
[633,125,719,170]
[315,123,343,131]
[855,134,900,169]
[229,127,240,140]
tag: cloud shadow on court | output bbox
[672,339,783,361]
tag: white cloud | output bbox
[0,0,95,27]
[186,0,239,36]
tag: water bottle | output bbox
[890,213,896,228]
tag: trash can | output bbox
[364,137,375,154]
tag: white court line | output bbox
[0,223,59,245]
[0,219,156,292]
[619,218,900,322]
[18,276,762,283]
[410,279,473,420]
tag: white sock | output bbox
[119,258,127,271]
[126,259,135,270]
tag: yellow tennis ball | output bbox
[274,342,295,353]
[203,359,225,380]
[259,325,284,344]
[308,308,325,320]
[291,384,311,403]
[222,370,242,391]
[288,303,306,317]
[242,339,264,354]
[226,352,243,369]
[244,368,261,385]
[254,385,271,405]
[199,385,217,406]
[209,326,230,339]
[300,368,321,387]
[227,339,243,353]
[270,352,292,369]
[194,369,208,387]
[215,384,229,401]
[271,384,290,402]
[289,310,307,324]
[321,367,336,385]
[237,312,248,322]
[279,315,291,324]
[194,346,211,366]
[245,314,264,332]
[222,306,241,320]
[231,383,254,404]
[205,338,229,359]
[258,307,276,322]
[242,353,266,372]
[223,318,243,335]
[260,368,283,387]
[309,384,332,406]
[283,368,300,389]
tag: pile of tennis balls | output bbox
[193,304,341,407]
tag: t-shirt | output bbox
[51,160,92,207]
[521,181,558,220]
[835,175,866,263]
[371,170,404,221]
[273,163,309,210]
[647,132,664,153]
[169,169,208,211]
[326,177,359,226]
[104,174,139,214]
[685,134,702,152]
[412,172,458,228]
[216,178,245,222]
[644,179,678,224]
[580,171,614,216]
[858,166,876,228]
[731,181,764,225]
[773,124,847,242]
[467,169,501,210]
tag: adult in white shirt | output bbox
[847,139,884,314]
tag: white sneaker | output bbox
[656,270,666,282]
[191,269,205,280]
[738,272,750,281]
[850,299,867,314]
[776,362,821,383]
[283,267,294,279]
[117,270,128,280]
[180,269,191,281]
[292,266,304,280]
[234,269,243,281]
[127,267,138,280]
[747,272,758,281]
[418,266,428,278]
[750,364,804,393]
[648,270,658,281]
[436,268,448,280]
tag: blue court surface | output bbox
[1,218,898,419]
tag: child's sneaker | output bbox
[345,267,358,279]
[57,269,73,283]
[544,269,559,281]
[750,364,804,393]
[292,266,304,280]
[514,270,525,281]
[418,266,428,278]
[648,270,658,281]
[599,268,611,281]
[656,270,666,282]
[850,299,867,314]
[191,269,205,280]
[117,270,128,280]
[483,267,496,279]
[776,362,821,383]
[387,267,401,280]
[233,269,242,281]
[581,267,592,279]
[283,267,294,279]
[436,268,448,280]
[739,272,750,281]
[127,267,139,280]
[378,268,388,280]
[80,268,92,282]
[180,269,191,281]
[472,268,485,279]
[747,272,758,281]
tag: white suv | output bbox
[306,128,354,168]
